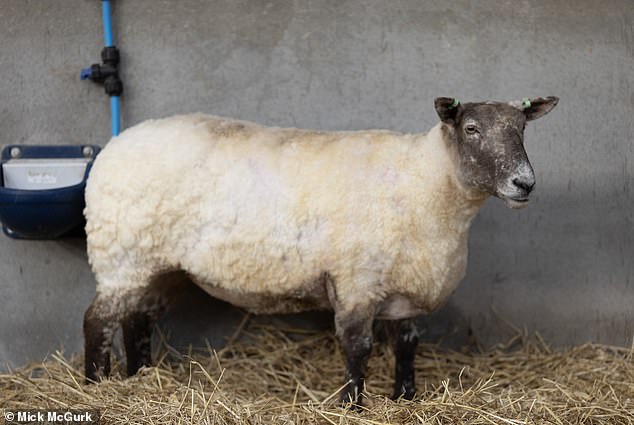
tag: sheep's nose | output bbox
[512,178,535,194]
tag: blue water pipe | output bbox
[110,96,120,136]
[102,0,114,47]
[81,0,122,137]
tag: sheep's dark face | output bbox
[435,97,558,208]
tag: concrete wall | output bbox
[1,0,632,369]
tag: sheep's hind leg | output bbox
[335,309,375,407]
[121,271,189,377]
[122,310,153,376]
[84,293,121,383]
[391,318,419,400]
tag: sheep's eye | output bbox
[465,124,478,134]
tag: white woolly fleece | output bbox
[84,114,486,319]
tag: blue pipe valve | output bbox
[81,47,123,97]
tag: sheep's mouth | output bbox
[501,196,530,209]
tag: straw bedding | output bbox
[1,319,633,424]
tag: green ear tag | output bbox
[449,98,460,109]
[522,98,532,108]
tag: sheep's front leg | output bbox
[335,310,374,406]
[391,318,419,400]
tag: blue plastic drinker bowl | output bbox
[0,145,101,239]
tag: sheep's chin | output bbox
[501,196,530,209]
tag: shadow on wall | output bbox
[160,281,473,352]
[159,282,335,351]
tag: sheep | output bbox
[83,96,558,404]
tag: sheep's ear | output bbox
[510,96,559,121]
[434,97,462,124]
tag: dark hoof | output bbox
[391,387,416,401]
[84,363,109,385]
[84,372,102,385]
[340,399,364,411]
[340,383,364,409]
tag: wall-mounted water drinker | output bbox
[0,145,101,239]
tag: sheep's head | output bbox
[435,96,558,208]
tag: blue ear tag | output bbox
[449,98,460,109]
[522,98,532,108]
